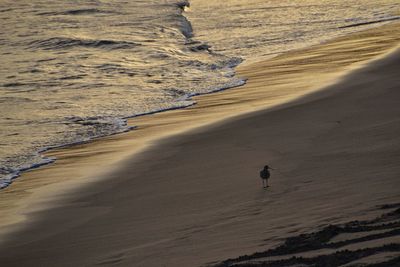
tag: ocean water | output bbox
[0,0,399,188]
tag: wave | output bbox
[37,8,115,16]
[0,157,55,189]
[0,116,135,189]
[175,0,193,39]
[339,16,400,29]
[28,37,141,50]
[176,1,190,10]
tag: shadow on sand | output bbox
[212,204,400,267]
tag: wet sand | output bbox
[0,24,400,266]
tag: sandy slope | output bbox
[0,32,399,266]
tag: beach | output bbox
[1,21,400,266]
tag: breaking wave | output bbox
[28,37,141,50]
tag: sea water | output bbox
[0,0,399,188]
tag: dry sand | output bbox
[0,24,400,266]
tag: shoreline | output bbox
[0,22,399,264]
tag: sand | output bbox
[0,23,399,266]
